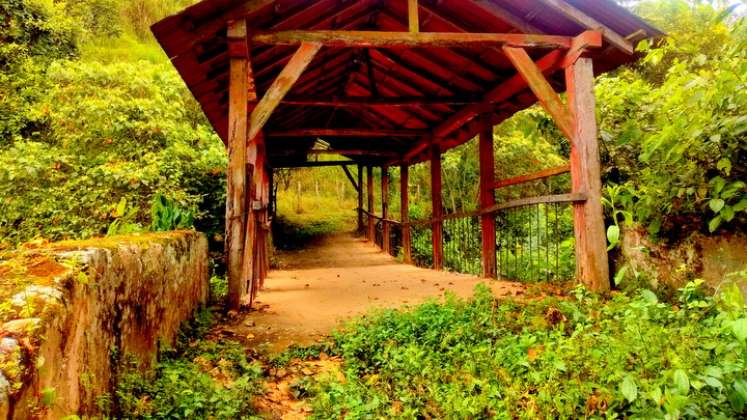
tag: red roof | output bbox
[151,0,662,167]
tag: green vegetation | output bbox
[115,309,264,419]
[309,281,747,418]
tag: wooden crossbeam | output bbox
[342,165,360,192]
[491,164,570,190]
[274,160,356,168]
[502,46,574,140]
[402,31,601,162]
[281,96,480,106]
[538,0,635,54]
[266,128,428,137]
[253,31,576,49]
[248,42,322,141]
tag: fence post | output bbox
[431,144,443,270]
[367,166,375,242]
[400,164,412,263]
[381,166,390,254]
[357,164,364,232]
[566,57,610,292]
[479,114,497,278]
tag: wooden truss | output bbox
[224,17,612,309]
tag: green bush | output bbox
[310,282,747,418]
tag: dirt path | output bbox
[221,233,524,353]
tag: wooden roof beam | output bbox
[249,42,322,141]
[281,96,481,106]
[467,0,545,34]
[266,128,428,137]
[252,31,576,49]
[538,0,635,54]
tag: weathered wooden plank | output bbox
[381,166,390,254]
[492,164,571,190]
[400,164,412,263]
[408,0,419,33]
[225,19,248,311]
[273,160,356,168]
[562,30,603,68]
[479,115,497,279]
[357,164,364,232]
[538,0,635,54]
[431,144,443,270]
[502,46,574,140]
[248,42,322,141]
[367,166,375,241]
[566,57,610,292]
[267,128,428,137]
[281,96,481,106]
[253,31,576,49]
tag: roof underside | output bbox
[151,0,662,168]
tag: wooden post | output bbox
[408,0,419,33]
[479,114,497,278]
[430,144,443,270]
[225,20,248,311]
[381,166,390,254]
[357,164,364,232]
[367,166,375,242]
[566,57,610,292]
[400,165,412,263]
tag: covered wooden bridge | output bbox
[151,0,661,309]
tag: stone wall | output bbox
[0,231,209,419]
[620,227,747,298]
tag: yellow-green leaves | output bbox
[621,376,638,403]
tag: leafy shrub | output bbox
[310,283,747,418]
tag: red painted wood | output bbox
[479,115,497,278]
[430,144,443,270]
[357,165,364,232]
[400,164,412,263]
[566,57,610,292]
[226,20,248,311]
[367,166,375,241]
[381,166,390,254]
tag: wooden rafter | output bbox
[538,0,635,54]
[408,0,419,33]
[252,31,577,49]
[248,42,322,141]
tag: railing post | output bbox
[400,164,412,263]
[381,165,390,254]
[357,164,364,232]
[367,166,375,242]
[566,57,610,292]
[431,144,443,270]
[479,114,497,278]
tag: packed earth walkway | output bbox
[221,232,525,353]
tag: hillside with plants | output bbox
[1,0,746,418]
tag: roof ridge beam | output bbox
[267,129,428,137]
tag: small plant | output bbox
[150,193,194,232]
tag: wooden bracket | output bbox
[341,165,360,192]
[248,41,322,141]
[502,46,574,140]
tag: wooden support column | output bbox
[479,114,497,278]
[566,57,610,292]
[400,165,412,263]
[225,20,249,311]
[381,166,390,254]
[430,144,443,270]
[408,0,419,33]
[367,166,375,241]
[357,164,364,232]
